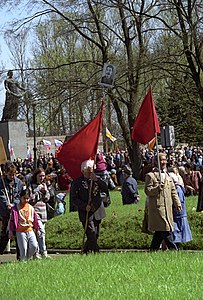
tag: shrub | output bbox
[46,186,201,250]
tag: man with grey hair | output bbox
[70,159,108,254]
[145,153,182,251]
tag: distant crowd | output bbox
[0,145,201,191]
[8,144,203,190]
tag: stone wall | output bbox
[27,133,103,159]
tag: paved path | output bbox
[0,253,66,264]
[0,248,148,264]
[0,248,82,264]
[1,248,201,264]
[0,253,16,264]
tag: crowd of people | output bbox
[0,145,202,259]
[3,144,203,192]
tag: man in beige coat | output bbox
[145,153,182,251]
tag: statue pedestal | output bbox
[0,120,27,160]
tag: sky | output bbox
[0,7,14,111]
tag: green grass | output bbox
[2,184,202,300]
[46,184,202,250]
[0,251,203,300]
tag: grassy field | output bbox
[45,183,203,251]
[2,186,202,300]
[0,251,203,300]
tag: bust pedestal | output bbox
[0,120,27,160]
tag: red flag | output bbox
[132,88,160,144]
[56,102,104,179]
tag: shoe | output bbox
[94,249,100,254]
[81,249,89,255]
[33,253,42,260]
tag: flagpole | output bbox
[0,166,10,205]
[150,89,161,179]
[13,150,16,161]
[155,132,161,180]
[33,103,37,170]
[106,139,108,153]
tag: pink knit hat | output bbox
[95,154,107,172]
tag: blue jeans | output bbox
[16,231,38,260]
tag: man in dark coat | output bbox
[196,177,203,212]
[0,161,23,255]
[70,159,108,254]
[121,165,139,205]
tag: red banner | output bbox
[56,102,104,179]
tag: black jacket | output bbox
[121,175,139,205]
[70,175,108,222]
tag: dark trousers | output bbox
[82,219,101,253]
[0,217,10,255]
[0,217,20,259]
[150,231,178,251]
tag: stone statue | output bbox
[1,70,26,121]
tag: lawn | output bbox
[1,185,202,300]
[0,251,202,300]
[46,183,203,250]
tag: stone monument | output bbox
[0,70,27,160]
[0,120,27,160]
[2,70,26,121]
